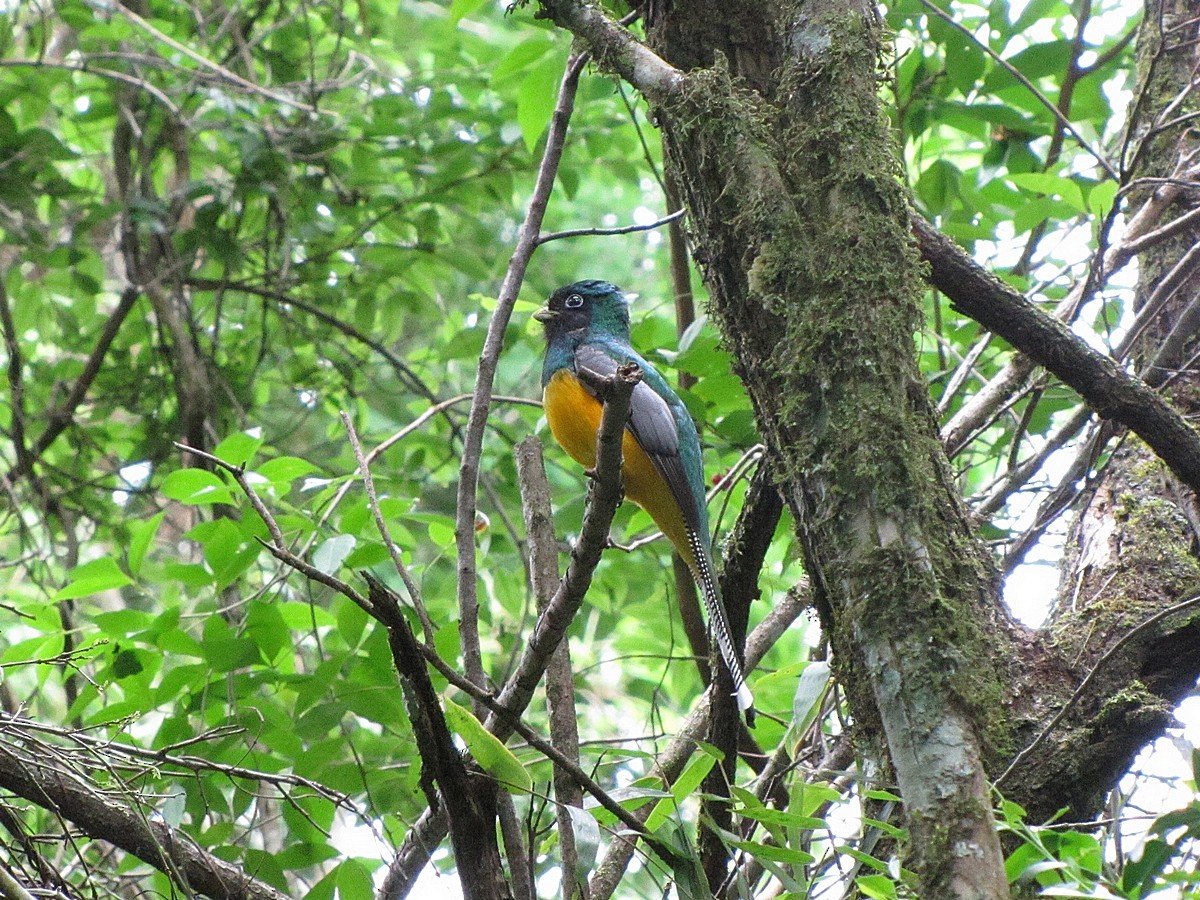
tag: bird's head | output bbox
[534,280,631,342]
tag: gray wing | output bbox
[574,344,702,531]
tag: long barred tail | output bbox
[687,529,754,717]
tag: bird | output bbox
[534,279,753,717]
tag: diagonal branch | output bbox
[914,213,1200,494]
[484,365,640,733]
[535,2,684,101]
[0,738,288,900]
[366,575,509,900]
[6,286,141,487]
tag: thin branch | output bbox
[313,393,538,538]
[342,412,431,639]
[417,637,671,855]
[0,58,181,114]
[1114,240,1200,365]
[536,209,684,245]
[454,50,589,713]
[114,4,321,113]
[7,287,141,486]
[1,715,354,813]
[941,145,1200,452]
[186,277,445,411]
[0,277,29,479]
[1120,202,1200,257]
[366,577,509,900]
[936,331,993,416]
[970,404,1095,518]
[1001,422,1112,575]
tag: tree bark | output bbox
[639,1,1014,895]
[1006,0,1200,824]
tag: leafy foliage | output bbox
[0,0,1196,897]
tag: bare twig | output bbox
[937,332,993,416]
[454,51,589,713]
[536,209,684,245]
[970,405,1095,518]
[0,715,351,808]
[342,412,432,640]
[915,214,1200,495]
[114,4,320,113]
[0,738,289,900]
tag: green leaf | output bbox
[313,534,356,575]
[448,0,490,24]
[651,820,706,900]
[257,456,320,486]
[517,50,566,152]
[1088,179,1119,221]
[727,838,815,865]
[53,556,133,601]
[161,468,237,506]
[645,750,716,832]
[112,647,145,678]
[441,696,532,794]
[856,874,899,899]
[494,37,555,81]
[566,805,601,879]
[1009,172,1084,211]
[214,428,264,466]
[789,660,831,742]
[246,600,290,664]
[126,512,164,577]
[334,858,375,898]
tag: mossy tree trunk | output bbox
[642,2,1012,896]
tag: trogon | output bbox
[534,280,753,716]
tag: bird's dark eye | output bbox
[564,293,584,309]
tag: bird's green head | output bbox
[534,280,631,343]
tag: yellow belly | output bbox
[543,369,693,567]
